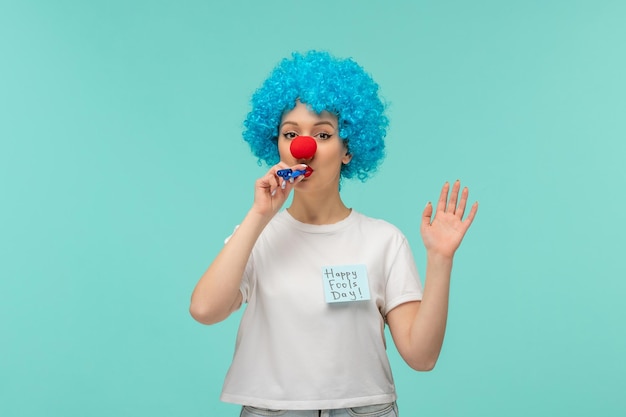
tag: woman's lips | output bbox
[304,166,314,177]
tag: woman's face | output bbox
[278,101,352,192]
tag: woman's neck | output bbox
[287,192,351,225]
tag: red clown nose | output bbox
[290,136,317,159]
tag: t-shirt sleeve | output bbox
[383,237,423,316]
[239,253,254,304]
[224,225,254,304]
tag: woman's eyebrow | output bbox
[280,121,298,128]
[314,121,336,128]
[280,120,336,129]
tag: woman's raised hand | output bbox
[252,163,307,218]
[420,180,478,259]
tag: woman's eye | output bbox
[282,132,297,139]
[317,132,333,140]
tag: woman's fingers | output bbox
[436,181,450,213]
[455,186,469,219]
[267,169,281,196]
[421,201,433,227]
[435,180,477,221]
[465,201,478,226]
[267,162,307,195]
[446,180,461,214]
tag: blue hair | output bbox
[243,50,388,181]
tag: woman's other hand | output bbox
[420,180,478,259]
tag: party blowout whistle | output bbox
[276,167,313,182]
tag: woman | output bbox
[190,50,478,417]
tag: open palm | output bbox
[421,180,478,259]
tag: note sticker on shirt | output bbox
[322,264,371,303]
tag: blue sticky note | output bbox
[321,264,371,303]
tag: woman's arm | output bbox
[387,180,477,370]
[189,163,306,325]
[189,209,270,324]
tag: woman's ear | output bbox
[341,139,352,164]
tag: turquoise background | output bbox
[1,0,625,416]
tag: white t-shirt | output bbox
[220,210,423,410]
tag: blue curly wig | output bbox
[243,50,388,181]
